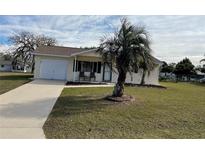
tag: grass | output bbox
[0,72,33,95]
[43,82,205,139]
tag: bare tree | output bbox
[9,31,57,72]
[0,51,13,61]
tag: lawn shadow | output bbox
[29,79,66,86]
[189,82,205,87]
[0,75,33,80]
[50,95,114,117]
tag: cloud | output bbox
[0,15,205,65]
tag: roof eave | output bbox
[32,53,73,58]
[33,48,98,58]
[70,48,97,56]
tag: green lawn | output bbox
[0,72,33,95]
[43,82,205,139]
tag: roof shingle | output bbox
[34,46,87,57]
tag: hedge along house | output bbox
[33,46,163,85]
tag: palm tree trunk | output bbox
[140,69,146,85]
[113,71,126,97]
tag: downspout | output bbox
[73,56,77,82]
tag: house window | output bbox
[97,62,101,73]
[83,62,91,72]
[93,62,97,72]
[77,61,81,72]
[1,65,4,68]
[73,60,101,73]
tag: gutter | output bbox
[32,48,98,58]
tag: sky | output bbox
[0,15,205,66]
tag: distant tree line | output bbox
[161,62,175,75]
[160,57,205,81]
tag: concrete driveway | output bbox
[0,80,65,139]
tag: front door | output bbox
[103,63,112,82]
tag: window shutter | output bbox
[97,62,101,73]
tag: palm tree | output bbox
[200,54,205,63]
[200,58,205,63]
[97,18,154,97]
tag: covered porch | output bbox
[72,56,112,83]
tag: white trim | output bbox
[70,48,97,56]
[33,47,163,65]
[32,53,73,58]
[73,56,77,82]
[33,48,98,58]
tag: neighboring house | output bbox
[195,70,205,76]
[190,70,205,82]
[159,72,176,81]
[23,64,32,73]
[0,57,12,72]
[33,46,163,85]
[12,61,32,73]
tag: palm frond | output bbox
[200,59,205,62]
[97,17,156,77]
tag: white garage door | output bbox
[40,59,68,80]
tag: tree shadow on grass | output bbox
[189,82,205,87]
[0,75,33,80]
[50,95,114,117]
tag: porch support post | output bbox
[73,56,77,82]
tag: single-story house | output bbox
[159,72,176,81]
[33,46,163,85]
[0,57,12,72]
